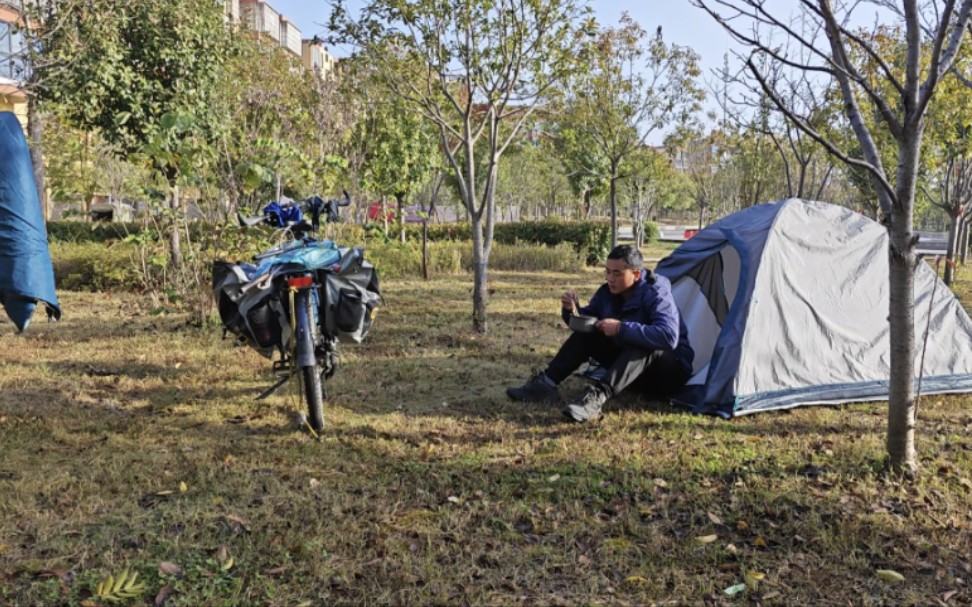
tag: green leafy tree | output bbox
[38,0,231,267]
[559,15,704,246]
[217,35,351,212]
[331,0,592,333]
[346,54,439,242]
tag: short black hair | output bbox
[607,244,643,271]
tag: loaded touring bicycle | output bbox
[212,193,381,433]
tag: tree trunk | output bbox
[396,191,406,243]
[381,195,389,237]
[944,211,960,285]
[886,125,919,475]
[169,184,183,269]
[422,219,429,281]
[609,173,618,248]
[26,96,46,220]
[471,214,488,333]
[960,214,970,265]
[633,188,644,250]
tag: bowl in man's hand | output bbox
[569,314,598,333]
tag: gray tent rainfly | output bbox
[655,198,972,417]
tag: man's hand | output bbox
[561,290,579,311]
[597,318,622,337]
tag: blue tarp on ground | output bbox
[0,111,60,331]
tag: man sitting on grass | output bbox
[507,244,694,422]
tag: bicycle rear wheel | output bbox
[301,364,325,432]
[293,287,325,433]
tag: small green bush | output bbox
[643,221,660,245]
[399,220,610,264]
[362,240,583,278]
[461,243,585,273]
[47,221,143,243]
[50,242,142,292]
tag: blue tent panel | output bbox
[0,111,60,331]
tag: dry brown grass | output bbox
[0,260,970,606]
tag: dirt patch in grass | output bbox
[1,270,971,606]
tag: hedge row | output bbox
[47,219,658,265]
[47,221,144,243]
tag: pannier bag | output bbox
[212,242,381,354]
[322,246,381,343]
[212,260,292,358]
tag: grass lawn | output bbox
[1,258,971,606]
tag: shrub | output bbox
[362,240,583,278]
[460,242,585,273]
[47,221,143,243]
[398,220,610,265]
[643,221,660,245]
[50,242,142,292]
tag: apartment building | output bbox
[301,38,338,80]
[222,0,240,24]
[0,0,27,126]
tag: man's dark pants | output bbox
[545,331,689,398]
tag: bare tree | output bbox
[695,0,972,473]
[921,153,972,284]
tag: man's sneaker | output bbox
[562,385,609,422]
[506,371,561,403]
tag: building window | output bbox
[0,20,27,81]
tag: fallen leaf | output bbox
[155,490,174,496]
[309,478,321,489]
[695,534,718,545]
[943,590,958,602]
[547,474,561,482]
[262,566,287,576]
[447,495,460,503]
[708,512,724,525]
[225,514,250,534]
[624,575,649,587]
[220,556,234,571]
[578,555,591,565]
[762,591,781,600]
[154,584,174,606]
[362,558,383,567]
[179,481,187,493]
[215,545,230,564]
[723,583,747,596]
[745,570,766,589]
[653,478,668,488]
[876,569,905,583]
[158,562,182,577]
[726,543,739,555]
[736,520,750,531]
[754,536,768,548]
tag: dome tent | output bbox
[655,198,972,417]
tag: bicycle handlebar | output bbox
[237,191,352,231]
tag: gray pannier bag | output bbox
[212,260,292,358]
[323,246,381,343]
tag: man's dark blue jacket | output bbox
[562,270,694,375]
